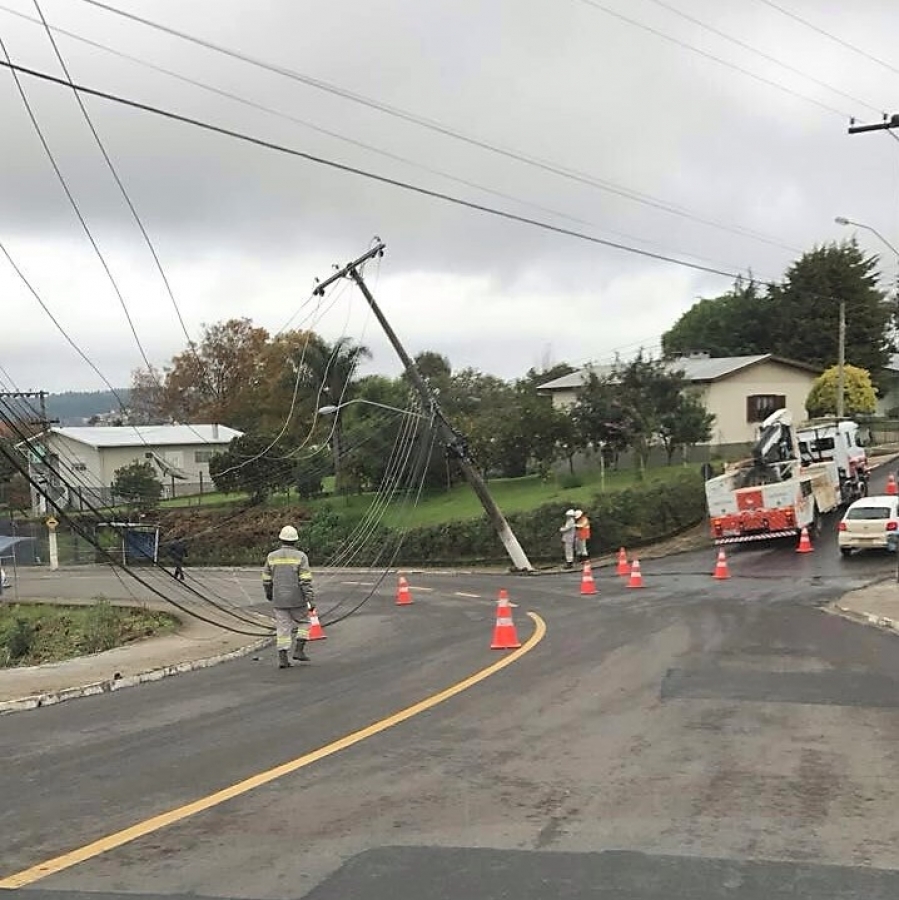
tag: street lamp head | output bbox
[317,405,339,415]
[834,216,851,226]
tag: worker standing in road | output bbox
[574,509,591,561]
[262,525,316,669]
[560,509,576,568]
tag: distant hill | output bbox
[46,390,131,426]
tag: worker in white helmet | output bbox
[262,525,316,669]
[574,509,591,561]
[560,508,577,569]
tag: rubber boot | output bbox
[293,639,309,662]
[278,649,291,669]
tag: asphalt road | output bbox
[4,469,899,899]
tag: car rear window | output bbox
[847,506,892,520]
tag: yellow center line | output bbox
[0,612,546,889]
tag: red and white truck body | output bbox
[705,411,867,546]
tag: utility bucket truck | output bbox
[706,409,868,545]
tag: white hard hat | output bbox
[574,510,583,518]
[279,525,299,542]
[565,509,576,517]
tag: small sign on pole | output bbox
[46,516,59,570]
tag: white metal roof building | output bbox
[25,424,242,512]
[50,424,242,448]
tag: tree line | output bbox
[662,240,897,389]
[121,325,715,504]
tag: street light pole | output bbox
[837,299,846,419]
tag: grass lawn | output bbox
[159,490,248,509]
[0,600,178,667]
[149,464,700,530]
[305,464,700,529]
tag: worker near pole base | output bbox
[560,509,576,568]
[574,509,591,561]
[262,525,315,669]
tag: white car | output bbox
[0,567,10,589]
[838,495,899,555]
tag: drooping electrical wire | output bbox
[642,0,886,116]
[753,0,899,80]
[61,0,802,254]
[0,57,758,282]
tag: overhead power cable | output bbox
[0,409,271,636]
[570,0,849,118]
[0,57,749,281]
[0,33,158,376]
[30,0,206,380]
[643,0,886,116]
[65,0,799,253]
[754,0,899,80]
[2,58,872,313]
[0,389,272,630]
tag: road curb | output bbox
[0,636,273,716]
[830,601,899,636]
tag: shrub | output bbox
[1,616,34,663]
[81,600,120,654]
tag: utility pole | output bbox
[0,390,59,514]
[847,114,899,135]
[314,242,534,572]
[844,117,899,415]
[837,300,846,420]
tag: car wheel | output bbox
[840,547,853,557]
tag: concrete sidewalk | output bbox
[0,597,273,714]
[833,578,899,635]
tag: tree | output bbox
[662,278,772,359]
[128,366,166,425]
[658,393,715,464]
[300,336,371,493]
[571,372,638,464]
[805,364,877,418]
[771,242,893,386]
[111,461,162,511]
[614,353,689,471]
[661,243,895,388]
[208,433,294,501]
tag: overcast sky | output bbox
[2,0,899,394]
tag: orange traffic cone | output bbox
[396,574,413,606]
[627,559,644,589]
[616,547,629,577]
[796,527,813,554]
[580,561,597,596]
[307,608,326,641]
[490,590,521,650]
[712,548,730,580]
[888,474,898,496]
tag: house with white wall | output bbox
[537,354,821,448]
[24,424,241,512]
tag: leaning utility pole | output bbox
[314,242,534,572]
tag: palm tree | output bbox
[301,336,371,493]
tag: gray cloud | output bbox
[2,0,899,393]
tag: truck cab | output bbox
[796,419,868,503]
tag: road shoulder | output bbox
[0,599,272,714]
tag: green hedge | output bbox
[383,468,707,566]
[175,469,706,568]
